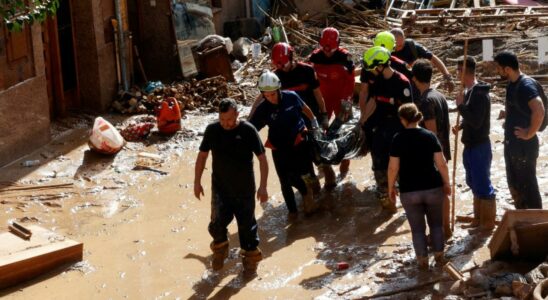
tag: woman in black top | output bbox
[387,103,451,270]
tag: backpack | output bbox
[510,76,548,132]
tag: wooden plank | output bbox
[488,210,548,261]
[0,225,83,289]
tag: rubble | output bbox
[110,76,245,115]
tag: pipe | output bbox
[115,0,129,92]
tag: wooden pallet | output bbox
[488,209,548,261]
[402,5,548,28]
[0,225,83,290]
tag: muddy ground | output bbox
[0,100,547,299]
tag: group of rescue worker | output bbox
[194,27,545,275]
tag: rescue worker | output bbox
[309,27,356,187]
[494,51,545,209]
[250,42,329,130]
[411,59,452,238]
[359,31,412,126]
[388,103,451,270]
[194,98,269,276]
[249,43,325,194]
[453,56,497,230]
[390,28,455,93]
[361,46,413,213]
[249,71,321,219]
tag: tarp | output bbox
[310,122,368,165]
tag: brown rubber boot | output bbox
[339,159,350,180]
[464,196,481,228]
[241,248,263,277]
[480,198,496,231]
[311,176,321,195]
[417,256,429,270]
[322,164,337,191]
[374,170,396,213]
[210,241,229,271]
[302,174,319,215]
[434,252,447,267]
[442,195,453,239]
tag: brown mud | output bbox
[1,104,546,299]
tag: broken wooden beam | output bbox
[0,225,83,289]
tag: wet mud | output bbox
[1,104,546,299]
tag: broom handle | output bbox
[451,39,468,232]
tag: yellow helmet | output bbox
[373,31,396,52]
[363,46,391,70]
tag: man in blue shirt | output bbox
[494,51,545,209]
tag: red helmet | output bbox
[320,27,340,52]
[271,42,293,68]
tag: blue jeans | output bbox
[463,141,495,199]
[208,189,259,251]
[401,187,444,257]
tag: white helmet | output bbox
[257,71,281,92]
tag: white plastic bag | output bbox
[89,117,125,154]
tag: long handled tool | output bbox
[451,39,469,232]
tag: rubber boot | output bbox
[210,241,229,271]
[240,248,263,277]
[417,256,429,270]
[339,159,350,181]
[322,164,337,191]
[442,195,453,239]
[480,198,496,231]
[311,176,321,195]
[302,174,319,215]
[434,251,447,267]
[463,196,481,228]
[374,170,396,213]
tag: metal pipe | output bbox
[115,0,129,91]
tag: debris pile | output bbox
[111,76,245,115]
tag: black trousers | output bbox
[370,119,403,171]
[208,190,259,251]
[272,141,315,213]
[504,136,542,209]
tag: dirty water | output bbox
[0,103,547,299]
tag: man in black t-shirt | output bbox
[411,59,452,238]
[494,51,545,209]
[411,59,451,161]
[390,28,455,93]
[194,98,269,275]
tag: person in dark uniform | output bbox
[495,51,545,209]
[361,46,413,213]
[309,27,356,186]
[390,28,455,93]
[194,98,269,276]
[250,71,321,218]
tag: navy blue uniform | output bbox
[250,91,314,212]
[504,75,543,209]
